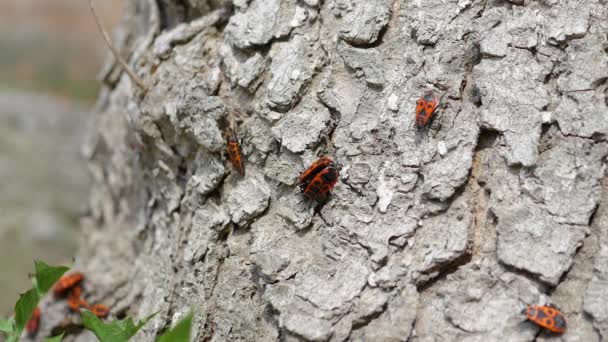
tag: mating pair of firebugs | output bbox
[299,156,340,201]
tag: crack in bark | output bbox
[350,303,388,331]
[416,251,473,292]
[200,247,228,341]
[469,129,497,261]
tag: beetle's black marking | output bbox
[554,315,566,329]
[536,309,547,319]
[321,168,338,183]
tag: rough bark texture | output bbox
[42,0,608,341]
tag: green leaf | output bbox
[11,261,68,339]
[45,332,65,342]
[13,288,40,335]
[2,317,16,341]
[82,311,157,342]
[34,260,69,294]
[156,312,192,342]
[81,311,127,342]
[0,318,13,333]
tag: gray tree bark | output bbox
[57,0,608,341]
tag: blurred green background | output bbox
[0,0,121,314]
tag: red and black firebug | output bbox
[299,157,339,201]
[523,304,567,334]
[415,91,439,130]
[225,129,245,176]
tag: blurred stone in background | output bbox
[0,0,121,314]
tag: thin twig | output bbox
[89,0,147,92]
[563,89,594,93]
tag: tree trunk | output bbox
[73,0,608,341]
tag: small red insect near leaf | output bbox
[523,304,567,334]
[415,91,439,129]
[67,295,80,311]
[53,272,84,296]
[67,286,90,311]
[92,303,110,318]
[26,306,41,336]
[225,130,245,176]
[299,157,340,201]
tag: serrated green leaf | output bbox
[156,312,192,342]
[81,311,129,342]
[34,260,69,294]
[81,310,157,342]
[45,332,65,342]
[0,318,13,333]
[9,261,69,339]
[14,288,40,335]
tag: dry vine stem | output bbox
[88,0,147,92]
